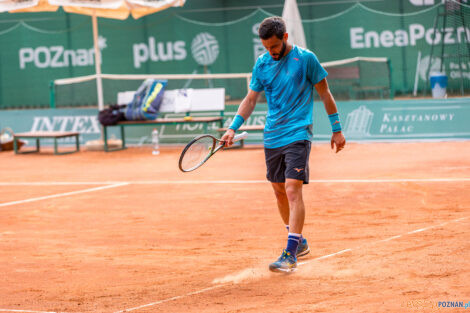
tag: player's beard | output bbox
[272,42,287,61]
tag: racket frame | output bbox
[178,132,248,172]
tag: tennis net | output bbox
[50,56,393,108]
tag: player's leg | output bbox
[269,180,303,272]
[265,145,288,225]
[283,140,311,259]
[266,148,299,242]
[269,141,311,272]
[271,181,309,256]
[285,178,305,235]
[265,146,296,272]
[271,182,289,225]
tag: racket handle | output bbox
[233,131,248,142]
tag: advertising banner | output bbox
[1,98,469,147]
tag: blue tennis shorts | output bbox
[264,140,311,184]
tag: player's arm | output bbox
[221,89,260,146]
[315,78,346,153]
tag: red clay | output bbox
[0,142,469,313]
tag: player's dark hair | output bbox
[258,17,286,40]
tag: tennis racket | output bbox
[178,131,248,172]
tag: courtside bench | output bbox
[13,131,80,155]
[104,88,225,152]
[217,125,264,148]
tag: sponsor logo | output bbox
[417,55,470,81]
[133,32,220,69]
[449,61,470,79]
[30,115,100,134]
[133,38,186,68]
[293,168,304,173]
[350,24,470,49]
[19,36,107,69]
[345,105,374,137]
[380,111,455,134]
[191,32,219,66]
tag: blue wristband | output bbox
[328,113,342,133]
[229,114,245,131]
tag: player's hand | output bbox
[331,131,346,153]
[221,129,235,147]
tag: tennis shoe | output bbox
[296,238,310,258]
[269,249,297,273]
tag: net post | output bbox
[92,13,104,111]
[424,12,440,97]
[49,80,56,109]
[388,59,395,100]
[220,110,224,129]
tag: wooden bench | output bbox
[13,131,80,155]
[217,125,264,148]
[103,88,225,152]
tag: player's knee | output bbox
[271,183,286,197]
[273,187,287,200]
[285,185,302,202]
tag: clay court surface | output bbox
[0,141,469,313]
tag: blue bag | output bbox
[125,79,167,120]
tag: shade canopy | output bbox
[3,0,185,19]
[1,0,186,110]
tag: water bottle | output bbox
[151,128,160,155]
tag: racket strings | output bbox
[180,136,216,171]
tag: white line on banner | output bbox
[382,106,463,110]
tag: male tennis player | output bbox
[221,16,346,272]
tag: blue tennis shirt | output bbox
[250,45,328,148]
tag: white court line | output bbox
[116,215,469,313]
[298,216,470,267]
[0,309,65,313]
[0,182,107,186]
[408,227,429,234]
[1,177,470,186]
[113,285,228,313]
[0,183,128,208]
[377,235,402,243]
[310,248,352,262]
